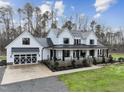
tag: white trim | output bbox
[5,31,42,49]
[13,53,38,65]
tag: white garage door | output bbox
[14,54,37,64]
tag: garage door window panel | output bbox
[21,55,25,64]
[32,54,37,63]
[14,55,20,64]
[27,55,31,63]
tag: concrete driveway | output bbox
[0,67,68,92]
[1,64,53,85]
[1,63,102,85]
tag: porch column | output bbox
[70,50,73,60]
[95,49,98,57]
[106,49,109,57]
[102,49,105,57]
[86,50,89,57]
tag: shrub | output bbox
[92,57,97,65]
[102,56,106,64]
[118,57,124,62]
[0,60,7,66]
[82,58,91,67]
[95,57,102,64]
[108,55,113,63]
[122,58,124,62]
[54,61,59,69]
[71,60,76,68]
[118,57,122,62]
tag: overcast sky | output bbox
[0,0,124,30]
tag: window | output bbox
[90,39,94,45]
[73,50,76,58]
[80,50,86,57]
[22,38,30,45]
[64,50,70,57]
[63,38,69,44]
[89,50,95,56]
[74,39,81,45]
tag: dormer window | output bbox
[22,38,30,45]
[63,38,69,44]
[74,39,81,45]
[90,39,94,45]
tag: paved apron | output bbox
[1,64,102,85]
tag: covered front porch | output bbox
[49,48,108,61]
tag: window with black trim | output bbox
[22,38,30,45]
[74,39,81,45]
[90,39,94,45]
[64,50,70,57]
[63,38,69,44]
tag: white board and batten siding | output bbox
[58,29,74,45]
[86,32,98,45]
[6,31,49,63]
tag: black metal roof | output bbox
[12,48,39,53]
[47,38,54,47]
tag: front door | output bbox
[89,50,95,57]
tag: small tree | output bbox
[82,58,91,67]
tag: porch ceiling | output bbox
[48,44,108,50]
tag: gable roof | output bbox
[69,30,95,39]
[47,28,62,37]
[5,31,41,49]
[69,31,83,38]
[47,28,96,40]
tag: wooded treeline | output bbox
[0,3,124,55]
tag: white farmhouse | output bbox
[5,28,108,65]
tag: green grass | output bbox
[0,56,6,61]
[111,53,124,59]
[59,64,124,92]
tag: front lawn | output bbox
[0,56,6,61]
[59,64,124,92]
[111,53,124,59]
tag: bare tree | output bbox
[23,3,34,33]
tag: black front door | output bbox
[89,50,95,57]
